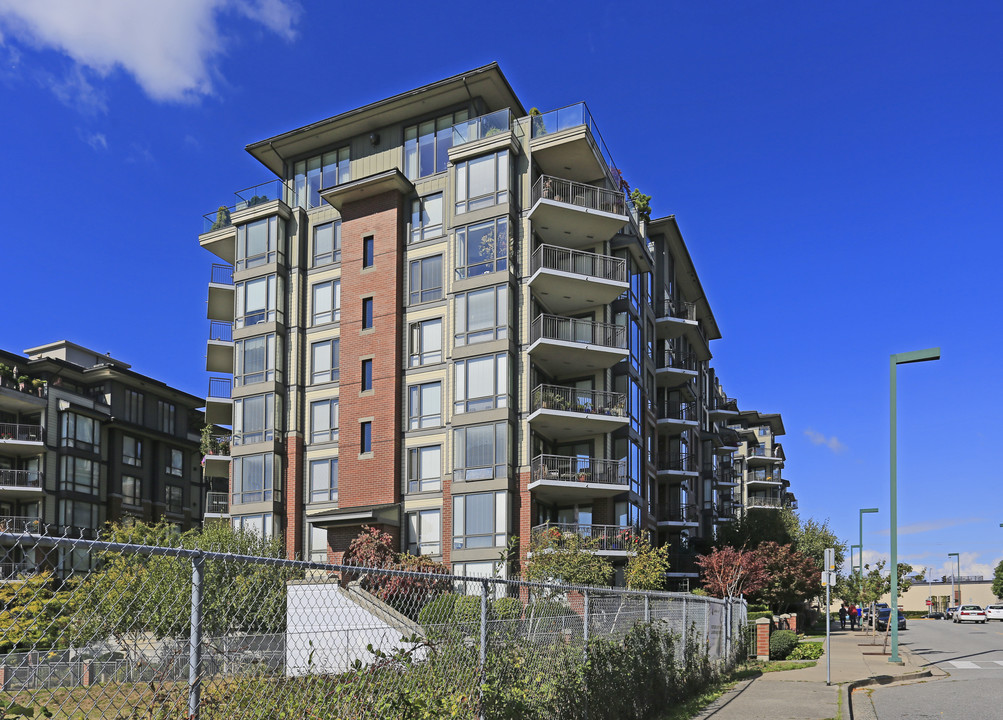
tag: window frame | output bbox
[362,297,374,329]
[60,412,99,453]
[309,398,339,444]
[236,216,283,271]
[122,435,142,467]
[312,219,342,267]
[455,217,508,280]
[408,255,443,305]
[452,422,508,481]
[407,509,442,556]
[294,147,350,210]
[408,381,442,430]
[404,110,469,180]
[409,318,442,367]
[125,390,143,424]
[454,150,509,214]
[311,279,341,326]
[166,448,184,477]
[166,485,184,515]
[233,393,277,445]
[407,445,442,493]
[121,475,141,507]
[453,353,508,414]
[235,334,279,387]
[454,285,508,347]
[309,458,339,504]
[452,491,506,550]
[157,401,176,435]
[232,453,275,504]
[363,235,374,268]
[361,359,373,391]
[59,456,99,494]
[360,421,372,454]
[235,274,281,328]
[410,193,443,243]
[310,338,340,384]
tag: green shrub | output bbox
[769,629,798,660]
[454,595,481,624]
[493,597,523,621]
[417,593,457,626]
[747,611,773,623]
[787,642,824,661]
[748,604,769,613]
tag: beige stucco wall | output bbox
[879,580,999,611]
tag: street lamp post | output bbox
[859,509,879,601]
[948,552,960,606]
[890,347,941,664]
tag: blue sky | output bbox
[1,1,1000,581]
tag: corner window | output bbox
[122,435,142,466]
[408,382,442,429]
[313,220,341,267]
[455,217,507,280]
[236,274,282,328]
[455,150,508,213]
[410,194,443,242]
[409,318,442,367]
[122,476,141,507]
[453,422,507,481]
[232,453,275,504]
[59,499,98,530]
[311,280,341,325]
[309,458,338,503]
[361,360,373,391]
[452,491,506,550]
[408,445,442,493]
[360,422,372,453]
[294,148,350,209]
[404,110,469,180]
[236,216,284,271]
[454,353,508,413]
[235,334,279,387]
[233,393,278,445]
[362,298,374,329]
[60,412,99,452]
[407,509,441,556]
[311,338,340,384]
[455,285,508,346]
[409,255,443,305]
[310,398,339,444]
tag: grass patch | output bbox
[744,659,817,673]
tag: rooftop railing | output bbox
[451,108,512,146]
[234,179,286,212]
[209,264,234,285]
[712,395,738,412]
[749,446,780,459]
[208,321,233,343]
[531,384,626,417]
[202,205,235,234]
[531,174,628,217]
[529,102,619,180]
[531,454,627,485]
[0,470,41,489]
[531,522,645,553]
[531,244,627,284]
[0,423,43,443]
[531,314,626,350]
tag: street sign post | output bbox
[823,548,835,685]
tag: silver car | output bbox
[985,604,1003,622]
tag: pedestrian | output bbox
[839,603,847,630]
[849,603,858,630]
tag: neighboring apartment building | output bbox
[196,63,793,585]
[0,341,206,571]
[731,410,796,513]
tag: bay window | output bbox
[454,150,508,213]
[409,255,443,305]
[404,110,468,180]
[409,318,442,367]
[408,382,441,429]
[455,217,507,279]
[454,285,507,346]
[407,445,441,493]
[236,216,284,271]
[452,491,506,549]
[311,279,341,325]
[233,393,278,445]
[452,422,507,481]
[236,274,283,328]
[410,194,443,242]
[235,334,281,387]
[453,353,508,413]
[407,509,441,556]
[232,453,276,504]
[309,458,338,503]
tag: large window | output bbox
[122,435,142,466]
[294,148,350,209]
[310,399,339,444]
[232,453,275,504]
[455,285,508,346]
[233,393,277,445]
[124,390,143,424]
[407,509,441,556]
[60,456,99,494]
[312,280,341,325]
[233,513,274,539]
[166,485,184,515]
[454,353,508,413]
[408,382,442,429]
[122,476,141,507]
[454,150,508,213]
[409,318,442,367]
[455,217,507,279]
[409,255,443,305]
[309,458,338,503]
[59,499,98,530]
[313,220,341,266]
[309,525,328,563]
[60,412,99,452]
[408,445,441,493]
[235,334,280,387]
[404,110,468,180]
[236,274,282,328]
[410,194,443,243]
[236,216,283,271]
[452,491,506,550]
[311,338,340,384]
[453,422,507,481]
[166,448,184,477]
[157,401,176,435]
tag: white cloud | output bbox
[0,0,301,103]
[875,517,985,537]
[81,131,108,151]
[804,428,846,454]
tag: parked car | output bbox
[954,605,986,624]
[985,604,1003,622]
[946,606,958,620]
[924,611,944,619]
[876,607,907,631]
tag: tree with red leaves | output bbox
[696,546,768,599]
[752,541,821,614]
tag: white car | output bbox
[954,604,987,624]
[985,604,1003,621]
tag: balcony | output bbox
[747,468,782,486]
[655,349,699,388]
[716,500,741,521]
[747,446,784,466]
[531,522,643,557]
[655,401,699,435]
[715,467,740,487]
[655,451,699,477]
[204,491,230,519]
[528,245,627,315]
[200,180,289,262]
[0,423,44,457]
[528,454,630,503]
[528,315,627,376]
[528,175,630,247]
[652,504,700,528]
[0,516,41,534]
[202,434,231,477]
[207,264,235,322]
[655,300,709,360]
[206,321,234,374]
[665,552,700,577]
[0,378,47,412]
[451,108,512,147]
[0,562,36,581]
[205,377,232,426]
[747,496,783,510]
[0,470,43,499]
[528,384,628,441]
[528,102,617,184]
[709,394,739,419]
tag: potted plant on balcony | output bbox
[576,470,589,482]
[31,378,45,397]
[17,375,28,392]
[210,205,231,232]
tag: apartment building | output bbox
[731,410,796,513]
[0,341,206,570]
[197,63,791,585]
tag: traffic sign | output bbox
[926,600,932,606]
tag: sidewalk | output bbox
[693,626,932,720]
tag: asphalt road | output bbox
[864,616,1003,719]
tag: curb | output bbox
[844,669,933,720]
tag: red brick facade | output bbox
[284,435,304,560]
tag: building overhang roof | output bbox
[320,169,414,213]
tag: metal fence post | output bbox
[681,596,687,665]
[724,597,731,663]
[644,594,651,624]
[188,552,204,720]
[703,598,710,655]
[583,589,590,651]
[479,579,488,670]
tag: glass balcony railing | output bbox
[202,205,235,234]
[531,454,627,485]
[746,496,783,509]
[234,180,286,212]
[659,299,697,322]
[531,244,627,284]
[530,102,617,176]
[531,314,626,350]
[451,109,512,146]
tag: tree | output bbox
[695,546,768,599]
[0,572,79,652]
[625,536,671,590]
[994,559,1003,600]
[523,527,614,587]
[790,516,847,575]
[834,561,919,606]
[715,508,795,550]
[751,541,820,614]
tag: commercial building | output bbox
[197,63,792,585]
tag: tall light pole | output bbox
[859,509,879,600]
[948,552,960,606]
[890,347,941,664]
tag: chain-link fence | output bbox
[0,531,746,719]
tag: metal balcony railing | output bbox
[210,264,234,285]
[0,516,41,534]
[746,496,783,509]
[531,384,626,417]
[747,469,782,484]
[715,467,738,484]
[532,522,645,553]
[0,470,41,489]
[651,504,699,524]
[656,452,697,472]
[711,395,738,412]
[205,492,229,516]
[234,179,286,211]
[531,174,628,217]
[531,454,627,485]
[0,423,43,442]
[209,321,233,343]
[531,244,627,284]
[749,446,780,459]
[659,299,697,322]
[0,562,36,581]
[451,108,512,146]
[658,350,698,372]
[656,401,697,422]
[203,434,231,457]
[207,377,232,399]
[531,314,626,350]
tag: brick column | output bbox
[284,436,304,560]
[81,660,93,687]
[788,613,798,634]
[755,617,772,660]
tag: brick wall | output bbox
[284,435,304,560]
